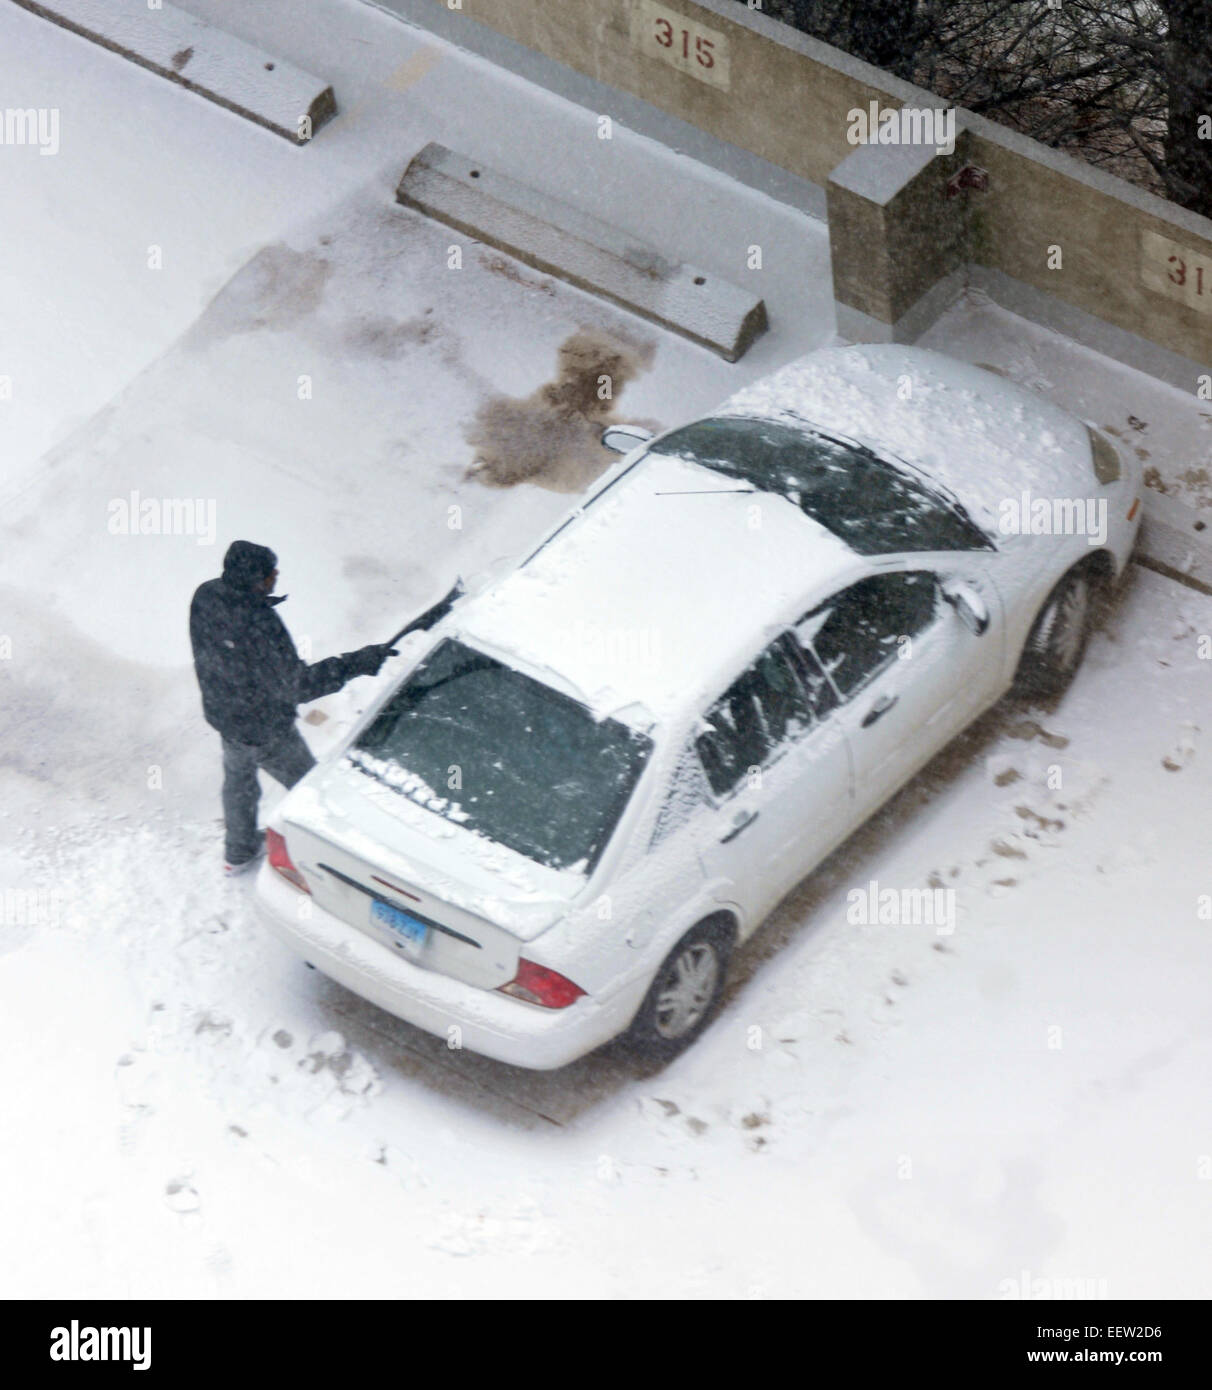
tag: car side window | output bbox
[796,573,938,700]
[649,747,711,849]
[694,634,813,799]
[789,640,840,722]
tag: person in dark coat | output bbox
[190,540,394,872]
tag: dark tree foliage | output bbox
[778,0,923,76]
[1162,0,1212,216]
[741,1,1212,215]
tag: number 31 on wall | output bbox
[632,0,732,91]
[1141,229,1212,317]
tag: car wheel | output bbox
[1016,563,1097,699]
[626,920,733,1063]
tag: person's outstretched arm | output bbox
[296,643,393,703]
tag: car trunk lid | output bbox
[278,758,582,992]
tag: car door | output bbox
[796,568,998,815]
[693,633,853,931]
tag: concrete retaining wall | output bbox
[389,0,1212,386]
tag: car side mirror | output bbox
[601,424,654,454]
[941,580,990,636]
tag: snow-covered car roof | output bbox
[452,448,865,727]
[718,344,1091,530]
[452,345,1092,729]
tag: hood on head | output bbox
[223,540,277,592]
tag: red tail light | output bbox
[498,958,585,1009]
[266,828,310,894]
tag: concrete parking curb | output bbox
[395,142,768,361]
[1138,489,1212,596]
[12,0,336,144]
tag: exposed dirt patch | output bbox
[1141,462,1212,509]
[464,326,657,493]
[194,1012,233,1039]
[478,252,558,296]
[1161,720,1199,771]
[1004,718,1069,750]
[1180,466,1212,509]
[184,245,333,346]
[341,313,438,359]
[1016,805,1065,834]
[990,837,1028,859]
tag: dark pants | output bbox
[220,727,315,864]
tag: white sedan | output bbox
[254,346,1142,1069]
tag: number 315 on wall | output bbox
[631,0,731,91]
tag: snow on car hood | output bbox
[716,345,1092,535]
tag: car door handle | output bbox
[861,693,899,728]
[719,809,759,843]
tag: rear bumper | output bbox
[253,864,645,1070]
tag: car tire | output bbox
[625,919,733,1064]
[1015,562,1098,699]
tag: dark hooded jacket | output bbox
[190,541,382,745]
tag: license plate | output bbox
[371,899,429,953]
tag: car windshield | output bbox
[349,639,653,874]
[649,415,993,554]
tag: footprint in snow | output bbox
[164,1178,200,1214]
[1162,721,1199,771]
[1004,718,1069,749]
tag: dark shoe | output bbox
[224,840,266,877]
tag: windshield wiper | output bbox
[653,486,756,495]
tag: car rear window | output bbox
[349,639,652,874]
[650,416,993,555]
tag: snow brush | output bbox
[384,578,465,648]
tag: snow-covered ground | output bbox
[2,0,1211,1298]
